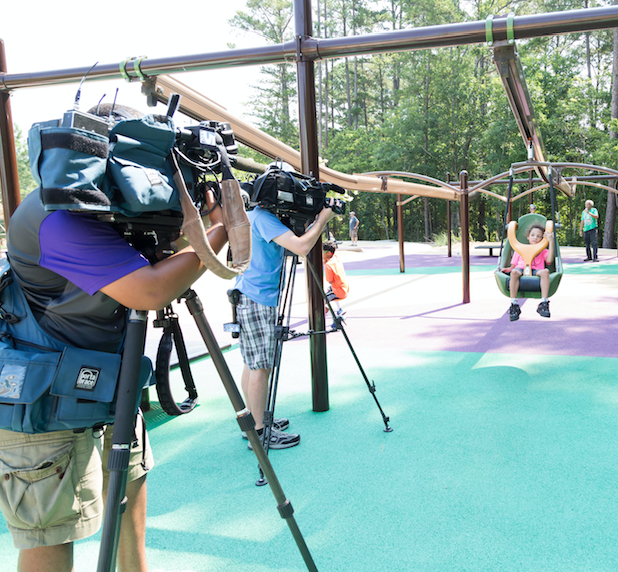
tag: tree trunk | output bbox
[323,0,329,148]
[604,16,618,249]
[423,54,431,242]
[317,0,323,150]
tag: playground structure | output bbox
[2,2,618,410]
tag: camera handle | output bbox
[179,288,319,572]
[224,289,241,339]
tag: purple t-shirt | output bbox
[38,210,150,294]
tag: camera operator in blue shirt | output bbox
[234,200,338,450]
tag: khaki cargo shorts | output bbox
[0,414,153,549]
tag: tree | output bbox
[15,126,36,198]
[229,0,298,146]
[603,1,618,249]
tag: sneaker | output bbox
[509,303,521,322]
[248,428,300,450]
[583,258,592,262]
[242,418,289,439]
[537,300,550,318]
[593,258,599,262]
[331,309,346,328]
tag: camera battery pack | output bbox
[62,110,109,137]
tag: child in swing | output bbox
[500,223,555,322]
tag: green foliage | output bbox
[14,126,37,198]
[228,0,618,247]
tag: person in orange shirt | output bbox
[323,242,349,326]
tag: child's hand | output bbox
[544,231,554,239]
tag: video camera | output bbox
[245,165,346,235]
[31,97,240,263]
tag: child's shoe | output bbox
[509,303,521,322]
[536,300,550,318]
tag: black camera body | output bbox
[248,167,346,235]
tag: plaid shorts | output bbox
[237,293,277,370]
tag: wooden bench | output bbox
[474,244,501,256]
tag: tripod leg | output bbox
[97,310,149,572]
[261,253,298,465]
[306,260,393,432]
[181,289,319,572]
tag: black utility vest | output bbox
[7,191,127,352]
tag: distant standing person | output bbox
[349,211,360,246]
[579,199,599,262]
[529,203,536,214]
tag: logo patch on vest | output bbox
[75,367,100,390]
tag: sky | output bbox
[2,0,264,134]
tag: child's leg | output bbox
[325,289,340,313]
[509,269,522,300]
[537,268,550,298]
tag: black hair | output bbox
[323,242,336,254]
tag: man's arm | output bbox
[272,204,337,257]
[101,195,227,311]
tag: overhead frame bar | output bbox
[148,76,460,201]
[492,43,573,196]
[2,7,618,91]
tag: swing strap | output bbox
[497,168,514,267]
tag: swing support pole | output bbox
[460,170,470,304]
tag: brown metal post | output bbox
[446,172,452,258]
[460,170,470,303]
[0,40,22,225]
[397,194,405,272]
[294,0,329,412]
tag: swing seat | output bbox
[495,213,563,299]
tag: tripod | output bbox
[257,251,392,486]
[97,290,319,572]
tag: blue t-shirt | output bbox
[234,207,290,307]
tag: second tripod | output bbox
[259,251,393,474]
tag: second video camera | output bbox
[246,165,346,233]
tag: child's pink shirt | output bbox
[511,248,549,270]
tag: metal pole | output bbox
[0,40,21,224]
[460,170,470,304]
[397,194,405,272]
[295,0,328,412]
[446,172,452,258]
[3,7,618,90]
